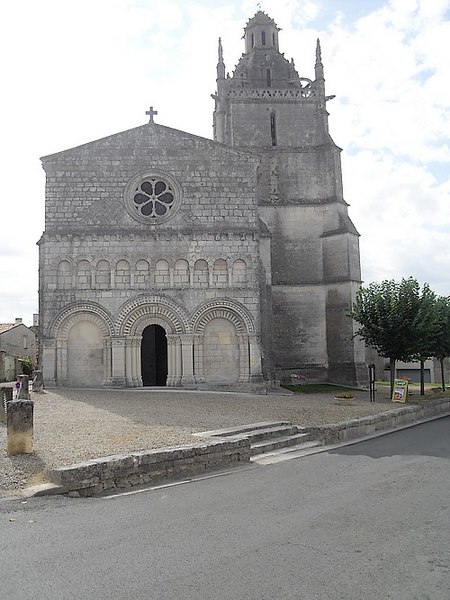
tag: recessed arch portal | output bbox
[141,324,168,386]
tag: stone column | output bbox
[166,335,175,387]
[180,334,195,386]
[174,336,182,387]
[248,334,263,380]
[56,340,68,386]
[125,338,133,387]
[7,399,34,455]
[238,334,250,382]
[42,339,57,387]
[132,337,142,387]
[102,338,112,386]
[110,338,126,387]
[193,334,205,382]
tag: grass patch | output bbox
[282,384,358,394]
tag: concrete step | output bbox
[192,421,292,439]
[249,432,314,456]
[250,440,323,464]
[230,425,301,444]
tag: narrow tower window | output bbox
[266,68,272,87]
[261,31,266,46]
[272,33,276,46]
[270,111,277,146]
[251,33,254,47]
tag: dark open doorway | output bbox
[141,324,168,386]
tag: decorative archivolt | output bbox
[56,256,248,270]
[191,299,255,335]
[49,301,115,339]
[116,294,190,336]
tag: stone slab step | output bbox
[249,432,314,456]
[192,421,292,439]
[251,441,322,464]
[228,425,301,444]
[24,482,67,497]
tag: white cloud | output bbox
[0,0,449,325]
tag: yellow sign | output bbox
[392,378,409,403]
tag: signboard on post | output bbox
[392,378,409,403]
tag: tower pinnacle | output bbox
[315,38,324,79]
[217,37,225,80]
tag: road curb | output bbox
[300,397,450,444]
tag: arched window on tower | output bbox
[270,111,277,146]
[272,32,276,46]
[266,68,272,87]
[251,33,254,47]
[261,31,266,46]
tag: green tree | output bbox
[410,284,441,395]
[349,278,426,395]
[431,296,450,391]
[19,356,34,376]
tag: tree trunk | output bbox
[420,359,425,395]
[390,357,395,398]
[441,359,446,392]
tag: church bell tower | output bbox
[213,11,367,386]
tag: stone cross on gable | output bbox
[146,106,158,123]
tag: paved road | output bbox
[1,418,449,600]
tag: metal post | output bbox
[368,363,376,402]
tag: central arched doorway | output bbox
[141,324,168,386]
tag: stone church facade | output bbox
[38,11,366,390]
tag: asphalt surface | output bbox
[1,417,449,600]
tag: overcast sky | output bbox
[0,0,449,326]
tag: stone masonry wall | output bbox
[42,123,260,232]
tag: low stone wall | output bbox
[301,398,450,444]
[47,438,251,496]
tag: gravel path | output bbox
[0,387,393,496]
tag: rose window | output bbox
[133,178,175,218]
[125,172,181,224]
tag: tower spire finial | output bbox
[217,37,226,80]
[315,38,324,82]
[315,38,322,67]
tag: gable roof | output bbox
[40,121,257,164]
[0,323,34,335]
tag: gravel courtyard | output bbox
[1,387,392,496]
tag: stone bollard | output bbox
[7,400,34,455]
[18,374,30,400]
[32,370,44,393]
[0,387,13,424]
